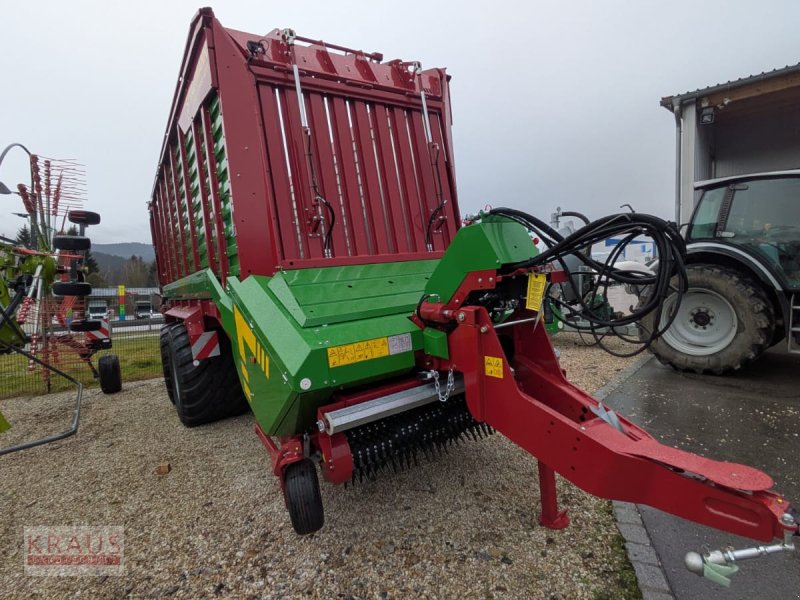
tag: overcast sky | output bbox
[1,0,798,244]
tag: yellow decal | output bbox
[234,305,269,398]
[526,272,547,311]
[484,355,504,378]
[327,337,390,368]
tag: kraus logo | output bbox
[24,526,124,576]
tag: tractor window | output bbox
[688,187,726,239]
[727,177,800,284]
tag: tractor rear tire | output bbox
[99,355,122,394]
[160,323,178,404]
[283,459,324,535]
[53,282,92,297]
[52,235,91,251]
[167,323,249,426]
[641,264,774,374]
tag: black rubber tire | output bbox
[69,319,103,332]
[98,355,122,394]
[68,210,101,226]
[167,323,249,427]
[52,235,91,251]
[53,281,92,297]
[641,265,774,374]
[283,459,324,535]
[160,323,178,404]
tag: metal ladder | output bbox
[789,293,800,354]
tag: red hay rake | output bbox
[0,148,118,455]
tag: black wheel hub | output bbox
[689,308,713,329]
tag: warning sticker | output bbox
[387,333,413,355]
[327,337,390,368]
[526,272,547,311]
[484,355,504,378]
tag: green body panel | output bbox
[163,220,552,435]
[424,218,536,302]
[164,261,434,436]
[268,259,438,327]
[423,327,449,359]
[163,268,229,307]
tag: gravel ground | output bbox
[1,333,643,599]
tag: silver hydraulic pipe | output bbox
[494,316,539,330]
[282,28,309,129]
[420,89,433,143]
[415,62,433,143]
[320,376,465,435]
[672,101,682,224]
[292,63,309,129]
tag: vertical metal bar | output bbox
[150,202,168,283]
[307,93,348,256]
[168,148,192,276]
[351,101,391,254]
[150,192,165,283]
[148,206,161,283]
[192,118,219,276]
[201,105,230,280]
[292,64,309,129]
[163,165,184,278]
[282,87,322,259]
[160,175,183,280]
[178,129,202,271]
[328,97,371,255]
[419,90,433,144]
[371,104,410,252]
[155,188,174,283]
[149,202,161,281]
[259,86,305,261]
[407,112,440,249]
[391,107,426,252]
[427,112,457,246]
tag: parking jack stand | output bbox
[537,460,570,529]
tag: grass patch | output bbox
[0,333,161,399]
[594,501,643,600]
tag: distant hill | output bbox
[93,242,155,261]
[92,251,127,274]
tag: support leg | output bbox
[538,460,569,529]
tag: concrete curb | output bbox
[592,354,675,600]
[612,501,674,600]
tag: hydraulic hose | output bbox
[486,208,688,357]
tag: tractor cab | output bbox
[644,170,800,374]
[689,171,800,290]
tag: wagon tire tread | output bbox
[167,323,248,426]
[283,459,324,535]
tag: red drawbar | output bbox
[447,306,791,542]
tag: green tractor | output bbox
[641,171,800,373]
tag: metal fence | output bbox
[0,296,163,399]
